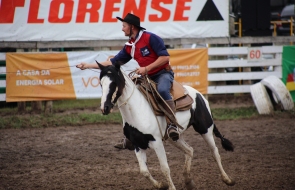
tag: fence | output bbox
[0,46,283,101]
[208,45,282,94]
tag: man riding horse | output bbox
[76,13,180,149]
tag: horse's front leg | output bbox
[150,140,176,190]
[135,149,169,189]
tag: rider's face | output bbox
[122,22,131,36]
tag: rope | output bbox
[125,71,165,140]
[118,73,136,108]
[143,76,183,130]
[0,65,103,75]
[141,75,170,140]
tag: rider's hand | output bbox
[136,67,148,76]
[76,62,88,70]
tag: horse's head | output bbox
[97,61,125,115]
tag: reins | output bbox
[119,70,165,140]
[143,75,165,140]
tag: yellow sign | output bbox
[5,49,209,102]
[6,53,76,102]
[169,48,208,94]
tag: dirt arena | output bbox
[1,95,295,190]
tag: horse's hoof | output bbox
[157,182,169,189]
[227,180,236,186]
[185,179,196,190]
[222,178,236,186]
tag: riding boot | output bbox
[165,99,179,141]
[114,137,135,150]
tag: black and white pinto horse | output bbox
[98,62,235,190]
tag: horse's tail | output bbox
[213,124,234,151]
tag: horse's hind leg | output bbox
[135,149,169,189]
[169,137,196,190]
[202,126,235,186]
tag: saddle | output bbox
[133,77,194,116]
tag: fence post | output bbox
[44,101,53,114]
[0,53,6,102]
[274,53,282,73]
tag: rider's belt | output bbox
[149,65,172,77]
[165,65,172,71]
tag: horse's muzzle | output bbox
[102,104,114,115]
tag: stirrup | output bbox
[167,125,179,141]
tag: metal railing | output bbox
[234,17,294,38]
[271,17,294,37]
[234,18,243,38]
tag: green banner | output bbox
[282,46,295,102]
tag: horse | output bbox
[97,62,235,190]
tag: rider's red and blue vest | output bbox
[110,31,170,76]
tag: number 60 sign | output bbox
[247,47,262,61]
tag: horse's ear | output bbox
[96,60,105,70]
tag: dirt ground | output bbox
[1,95,295,190]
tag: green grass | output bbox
[211,107,259,120]
[0,112,123,129]
[0,99,294,129]
[53,99,100,110]
[0,99,124,129]
[0,99,100,115]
